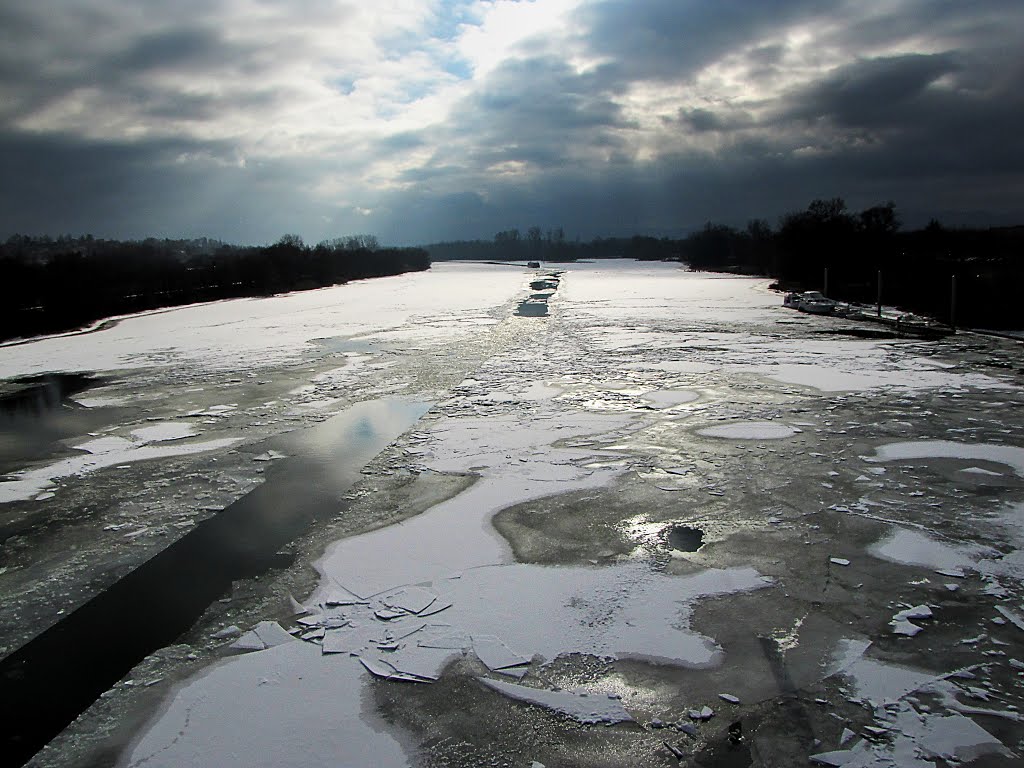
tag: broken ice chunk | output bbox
[809,751,854,767]
[890,605,933,636]
[382,586,438,615]
[472,635,531,671]
[253,621,296,648]
[995,605,1024,631]
[383,645,460,681]
[479,678,633,724]
[320,585,366,606]
[229,631,266,652]
[228,621,295,652]
[830,557,851,567]
[417,627,471,651]
[359,656,400,679]
[374,608,407,621]
[417,599,453,617]
[718,693,740,705]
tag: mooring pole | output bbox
[950,274,957,330]
[876,270,882,317]
[823,267,829,298]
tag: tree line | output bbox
[679,198,1024,329]
[426,227,679,262]
[0,234,430,342]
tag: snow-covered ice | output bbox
[697,421,800,440]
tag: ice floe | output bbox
[0,434,240,504]
[867,528,983,574]
[697,421,800,440]
[479,679,633,724]
[890,605,933,636]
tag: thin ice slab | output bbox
[479,678,633,724]
[382,586,438,615]
[230,621,295,652]
[472,635,531,671]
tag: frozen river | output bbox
[2,261,1024,768]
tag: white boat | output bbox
[783,291,838,315]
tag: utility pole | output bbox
[950,274,957,330]
[823,267,829,298]
[876,270,883,317]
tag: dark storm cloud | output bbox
[402,53,631,186]
[113,27,231,72]
[0,131,352,243]
[782,53,962,127]
[373,0,1024,241]
[2,0,1024,244]
[575,0,826,85]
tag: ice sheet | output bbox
[0,262,527,377]
[697,421,799,440]
[0,437,239,504]
[124,641,411,768]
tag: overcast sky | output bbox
[1,0,1022,245]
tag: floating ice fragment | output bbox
[473,635,530,671]
[697,422,798,440]
[417,627,471,650]
[374,608,407,621]
[382,586,438,615]
[376,644,457,681]
[917,713,1011,762]
[253,621,296,648]
[995,605,1024,631]
[839,728,856,746]
[479,678,633,724]
[830,557,850,567]
[230,632,267,652]
[211,625,242,639]
[252,450,288,462]
[891,605,933,636]
[809,750,854,766]
[359,656,400,679]
[718,693,740,705]
[320,584,365,606]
